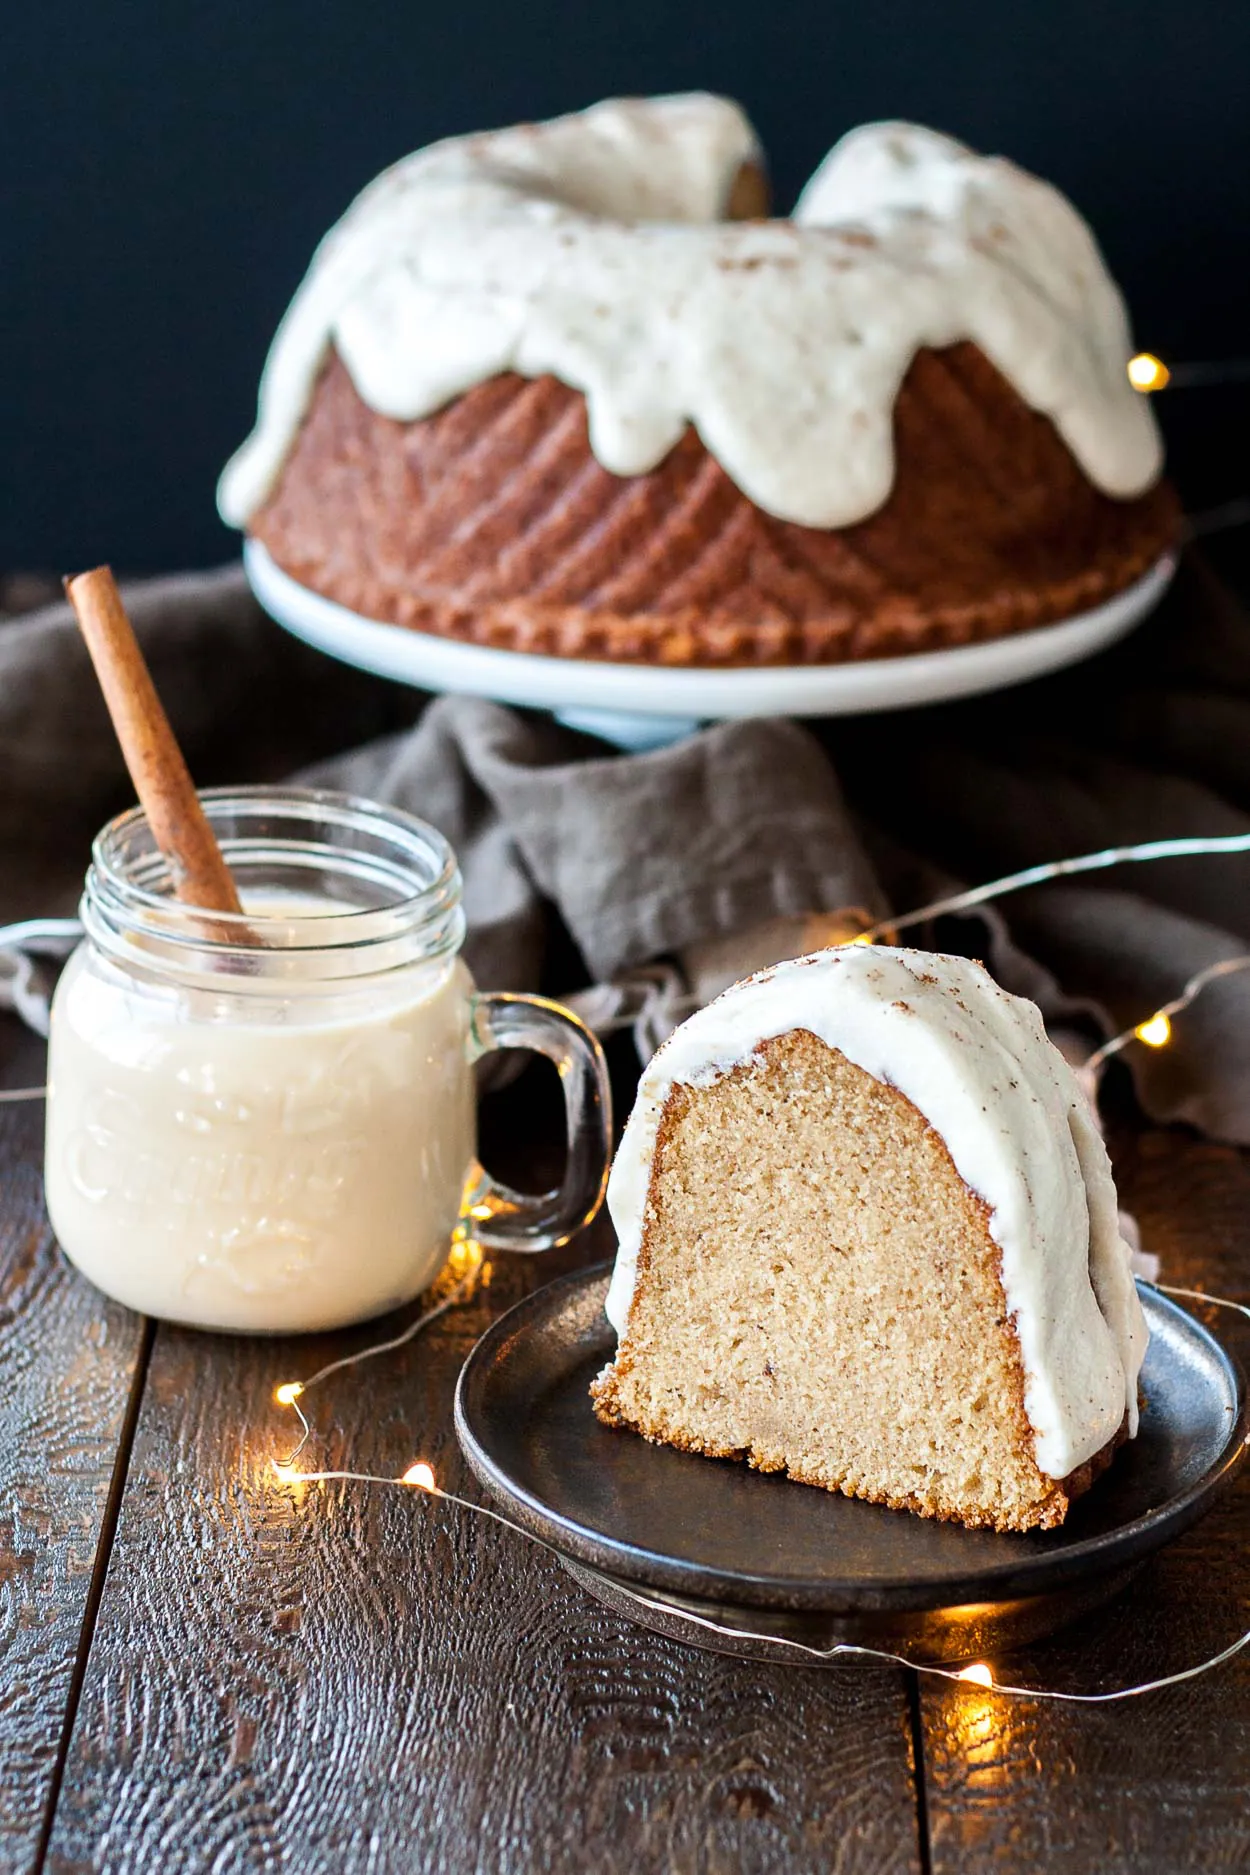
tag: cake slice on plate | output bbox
[592,946,1147,1533]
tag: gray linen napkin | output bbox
[301,701,883,990]
[2,554,1248,1140]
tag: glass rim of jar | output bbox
[81,785,466,978]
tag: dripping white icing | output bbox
[218,95,1162,533]
[604,946,1147,1480]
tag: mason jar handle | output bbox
[465,992,612,1253]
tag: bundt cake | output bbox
[591,946,1147,1533]
[219,95,1177,668]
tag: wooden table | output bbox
[4,1025,1249,1875]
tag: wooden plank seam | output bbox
[31,1317,156,1874]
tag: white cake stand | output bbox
[245,541,1178,751]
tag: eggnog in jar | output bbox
[44,790,610,1333]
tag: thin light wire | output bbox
[1157,1280,1250,1326]
[20,817,1250,1685]
[278,1263,484,1467]
[7,836,1250,1098]
[1167,358,1250,388]
[271,1283,1250,1704]
[296,1272,481,1397]
[861,831,1250,944]
[599,1579,1250,1701]
[280,1394,313,1468]
[1086,954,1250,1075]
[1185,496,1250,539]
[271,1473,1250,1704]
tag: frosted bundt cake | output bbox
[219,95,1177,668]
[591,946,1147,1533]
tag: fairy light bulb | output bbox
[1135,1012,1172,1047]
[274,1381,305,1406]
[402,1461,437,1491]
[1127,352,1170,392]
[957,1662,995,1687]
[272,1460,299,1483]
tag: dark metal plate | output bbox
[455,1267,1246,1629]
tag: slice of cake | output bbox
[591,946,1147,1533]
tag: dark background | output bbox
[4,0,1248,574]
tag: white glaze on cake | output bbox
[604,946,1147,1480]
[218,94,1161,534]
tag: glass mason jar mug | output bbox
[44,788,611,1333]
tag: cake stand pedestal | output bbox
[245,542,1178,752]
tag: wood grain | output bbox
[0,1089,147,1874]
[27,1071,1250,1874]
[43,1084,922,1875]
[919,1128,1250,1875]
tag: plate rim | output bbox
[454,1263,1247,1613]
[245,539,1179,723]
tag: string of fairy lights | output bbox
[260,826,1250,1705]
[268,1271,1250,1703]
[5,345,1250,1697]
[1127,351,1250,393]
[1130,350,1250,543]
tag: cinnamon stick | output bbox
[65,567,245,916]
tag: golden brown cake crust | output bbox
[590,1029,1127,1532]
[250,344,1179,668]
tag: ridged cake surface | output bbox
[222,94,1176,667]
[248,347,1176,665]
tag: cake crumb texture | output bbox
[592,1028,1087,1532]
